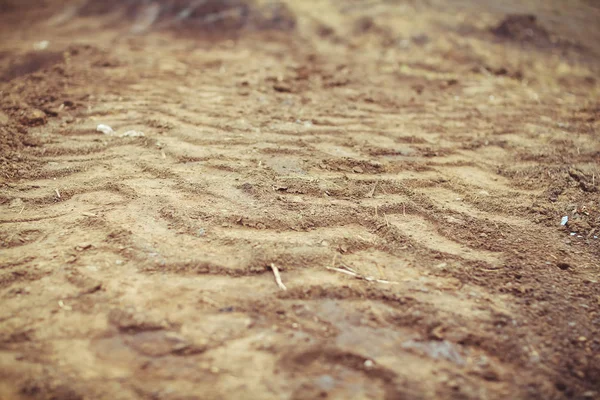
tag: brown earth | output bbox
[1,0,599,399]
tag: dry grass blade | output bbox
[366,181,378,198]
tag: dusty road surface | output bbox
[1,0,599,399]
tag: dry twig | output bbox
[270,263,287,291]
[326,266,398,285]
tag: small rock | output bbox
[353,166,364,173]
[560,216,568,226]
[445,216,465,225]
[58,300,72,311]
[273,83,292,93]
[75,243,93,251]
[434,262,448,270]
[364,360,374,368]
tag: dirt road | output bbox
[1,1,599,399]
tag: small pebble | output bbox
[97,124,114,135]
[33,40,49,50]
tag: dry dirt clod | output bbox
[556,262,571,270]
[19,109,47,126]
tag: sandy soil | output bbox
[1,1,599,399]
